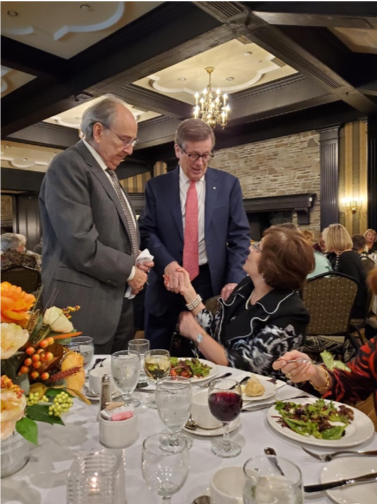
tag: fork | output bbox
[302,446,377,462]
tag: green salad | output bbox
[274,398,354,440]
[170,357,211,378]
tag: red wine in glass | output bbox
[208,391,243,422]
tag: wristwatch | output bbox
[195,333,204,345]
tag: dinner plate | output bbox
[241,379,276,403]
[267,397,374,448]
[183,416,241,437]
[320,456,377,504]
[171,358,218,384]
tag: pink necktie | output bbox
[183,181,199,281]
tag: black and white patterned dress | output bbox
[196,277,310,381]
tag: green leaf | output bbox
[320,350,351,372]
[16,417,38,445]
[26,404,65,426]
[1,353,24,380]
[45,388,73,398]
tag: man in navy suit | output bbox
[139,119,250,349]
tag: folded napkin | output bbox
[125,249,154,299]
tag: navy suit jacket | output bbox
[139,166,251,316]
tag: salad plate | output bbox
[267,397,374,447]
[170,358,218,384]
[183,416,241,437]
[241,379,276,403]
[321,456,377,504]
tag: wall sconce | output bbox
[341,197,363,214]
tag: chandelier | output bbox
[193,67,230,129]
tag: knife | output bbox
[304,472,377,492]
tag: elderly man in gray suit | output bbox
[39,97,153,353]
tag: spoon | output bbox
[185,415,219,431]
[264,447,285,476]
[192,497,210,504]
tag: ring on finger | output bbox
[286,372,292,379]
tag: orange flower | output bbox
[0,282,36,327]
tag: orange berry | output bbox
[24,358,32,367]
[40,353,46,362]
[40,372,49,380]
[19,366,29,374]
[39,340,48,349]
[37,348,44,354]
[26,347,35,355]
[45,352,54,362]
[30,371,39,380]
[32,354,40,362]
[46,337,54,346]
[32,361,41,369]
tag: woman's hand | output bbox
[178,311,202,340]
[273,350,321,384]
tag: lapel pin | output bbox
[213,186,216,190]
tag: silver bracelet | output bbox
[186,294,202,311]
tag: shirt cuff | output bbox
[127,266,136,281]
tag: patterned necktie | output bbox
[183,180,199,281]
[106,168,139,260]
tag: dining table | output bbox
[2,358,376,504]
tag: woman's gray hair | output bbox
[80,96,129,141]
[0,233,26,252]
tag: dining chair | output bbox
[301,271,362,362]
[1,266,41,294]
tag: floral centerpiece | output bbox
[1,281,90,446]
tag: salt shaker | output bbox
[99,374,111,417]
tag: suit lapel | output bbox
[169,167,184,241]
[74,141,134,240]
[205,168,219,234]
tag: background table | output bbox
[2,361,376,504]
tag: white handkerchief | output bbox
[125,249,154,299]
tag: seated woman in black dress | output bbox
[364,228,377,255]
[167,227,315,379]
[323,223,367,318]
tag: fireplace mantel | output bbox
[243,193,317,225]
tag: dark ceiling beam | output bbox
[6,123,80,150]
[248,1,377,28]
[1,36,68,78]
[1,2,225,137]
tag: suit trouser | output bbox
[94,297,134,354]
[144,264,214,350]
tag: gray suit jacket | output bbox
[39,140,136,345]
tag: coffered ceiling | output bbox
[2,1,377,187]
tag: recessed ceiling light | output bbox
[244,51,252,56]
[7,10,18,16]
[80,4,91,11]
[258,60,264,63]
[75,116,81,120]
[226,77,234,81]
[22,158,28,161]
[178,77,186,81]
[4,145,10,149]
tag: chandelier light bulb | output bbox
[192,68,230,129]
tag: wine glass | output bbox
[156,376,192,451]
[243,455,304,504]
[208,378,243,458]
[144,349,171,409]
[111,350,140,407]
[65,336,94,373]
[142,432,189,503]
[128,339,150,387]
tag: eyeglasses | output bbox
[102,124,138,147]
[250,241,262,252]
[180,147,214,162]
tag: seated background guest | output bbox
[324,223,367,319]
[0,233,38,270]
[364,228,377,254]
[302,229,332,279]
[313,232,326,254]
[352,234,375,274]
[172,227,315,379]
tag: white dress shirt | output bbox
[179,167,208,265]
[83,140,135,281]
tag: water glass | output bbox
[128,338,150,387]
[208,378,243,458]
[111,350,140,407]
[156,376,192,451]
[243,455,304,504]
[65,336,94,371]
[142,432,189,503]
[144,349,171,409]
[66,448,126,504]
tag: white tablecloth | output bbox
[2,360,376,504]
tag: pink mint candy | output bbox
[111,411,134,421]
